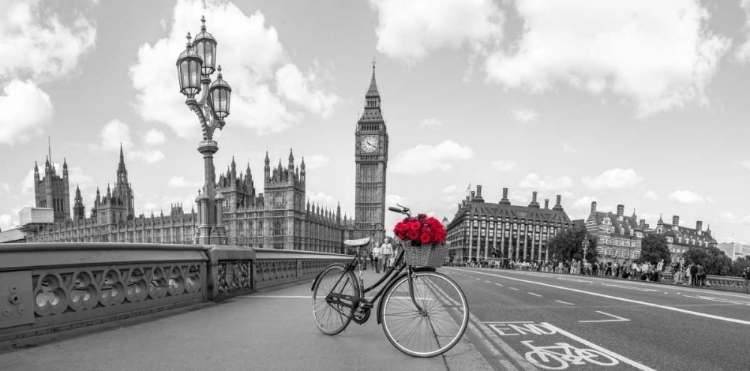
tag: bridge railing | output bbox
[0,243,349,349]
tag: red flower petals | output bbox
[392,215,446,245]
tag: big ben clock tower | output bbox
[355,62,388,246]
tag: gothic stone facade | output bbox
[22,149,354,253]
[354,64,388,246]
[446,185,573,263]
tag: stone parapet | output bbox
[0,243,350,349]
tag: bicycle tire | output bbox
[312,264,358,335]
[381,271,468,357]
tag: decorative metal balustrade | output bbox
[0,243,349,349]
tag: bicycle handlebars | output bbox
[388,206,402,213]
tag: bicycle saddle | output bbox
[344,237,371,247]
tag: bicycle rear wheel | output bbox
[312,264,358,335]
[381,271,469,357]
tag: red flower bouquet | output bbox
[393,214,446,246]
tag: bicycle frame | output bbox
[311,239,434,324]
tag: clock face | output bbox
[361,135,378,152]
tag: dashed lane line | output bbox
[508,287,519,291]
[451,268,750,326]
[555,300,575,305]
[485,280,492,283]
[495,283,503,287]
[528,292,542,297]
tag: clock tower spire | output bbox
[355,61,388,245]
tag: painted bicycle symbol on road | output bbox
[522,340,619,370]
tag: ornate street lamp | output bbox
[176,16,232,245]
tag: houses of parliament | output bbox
[0,66,394,251]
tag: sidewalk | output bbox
[0,264,486,371]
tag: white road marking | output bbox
[495,283,504,287]
[450,268,750,326]
[601,283,657,292]
[543,322,656,371]
[528,292,543,297]
[555,300,574,305]
[485,280,492,283]
[579,311,630,323]
[476,278,482,281]
[509,287,519,291]
[483,321,535,324]
[680,294,750,306]
[558,277,592,283]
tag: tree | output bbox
[547,225,597,263]
[637,234,670,265]
[685,247,732,275]
[731,256,750,277]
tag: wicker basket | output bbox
[402,240,448,268]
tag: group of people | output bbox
[364,237,396,274]
[672,261,709,286]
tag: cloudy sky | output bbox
[0,0,749,243]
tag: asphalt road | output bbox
[441,267,750,371]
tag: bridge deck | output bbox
[0,267,470,371]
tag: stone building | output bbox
[585,202,646,263]
[585,200,717,263]
[354,63,389,246]
[33,156,70,223]
[653,215,717,261]
[445,185,573,263]
[14,148,354,253]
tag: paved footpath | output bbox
[0,266,491,371]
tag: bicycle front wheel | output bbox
[381,271,469,357]
[312,264,358,335]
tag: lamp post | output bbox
[176,16,232,245]
[582,235,590,261]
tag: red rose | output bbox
[420,233,431,244]
[406,229,419,240]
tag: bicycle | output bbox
[311,204,469,358]
[521,340,619,370]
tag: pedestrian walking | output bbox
[380,238,393,274]
[371,243,381,273]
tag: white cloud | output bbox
[645,190,659,201]
[0,183,9,195]
[509,190,530,205]
[582,168,643,190]
[130,150,165,164]
[95,119,133,151]
[143,129,166,145]
[370,0,503,63]
[168,176,202,188]
[419,118,443,127]
[742,161,750,170]
[276,63,338,118]
[0,80,53,145]
[572,196,598,211]
[518,173,573,191]
[736,0,750,63]
[130,1,333,138]
[307,191,339,211]
[91,120,164,163]
[67,166,96,199]
[511,106,538,123]
[391,140,473,174]
[0,214,14,230]
[668,190,706,204]
[303,154,329,170]
[0,0,96,83]
[486,0,731,117]
[491,160,515,172]
[440,185,466,204]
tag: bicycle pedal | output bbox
[362,302,373,309]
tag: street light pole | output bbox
[176,16,232,245]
